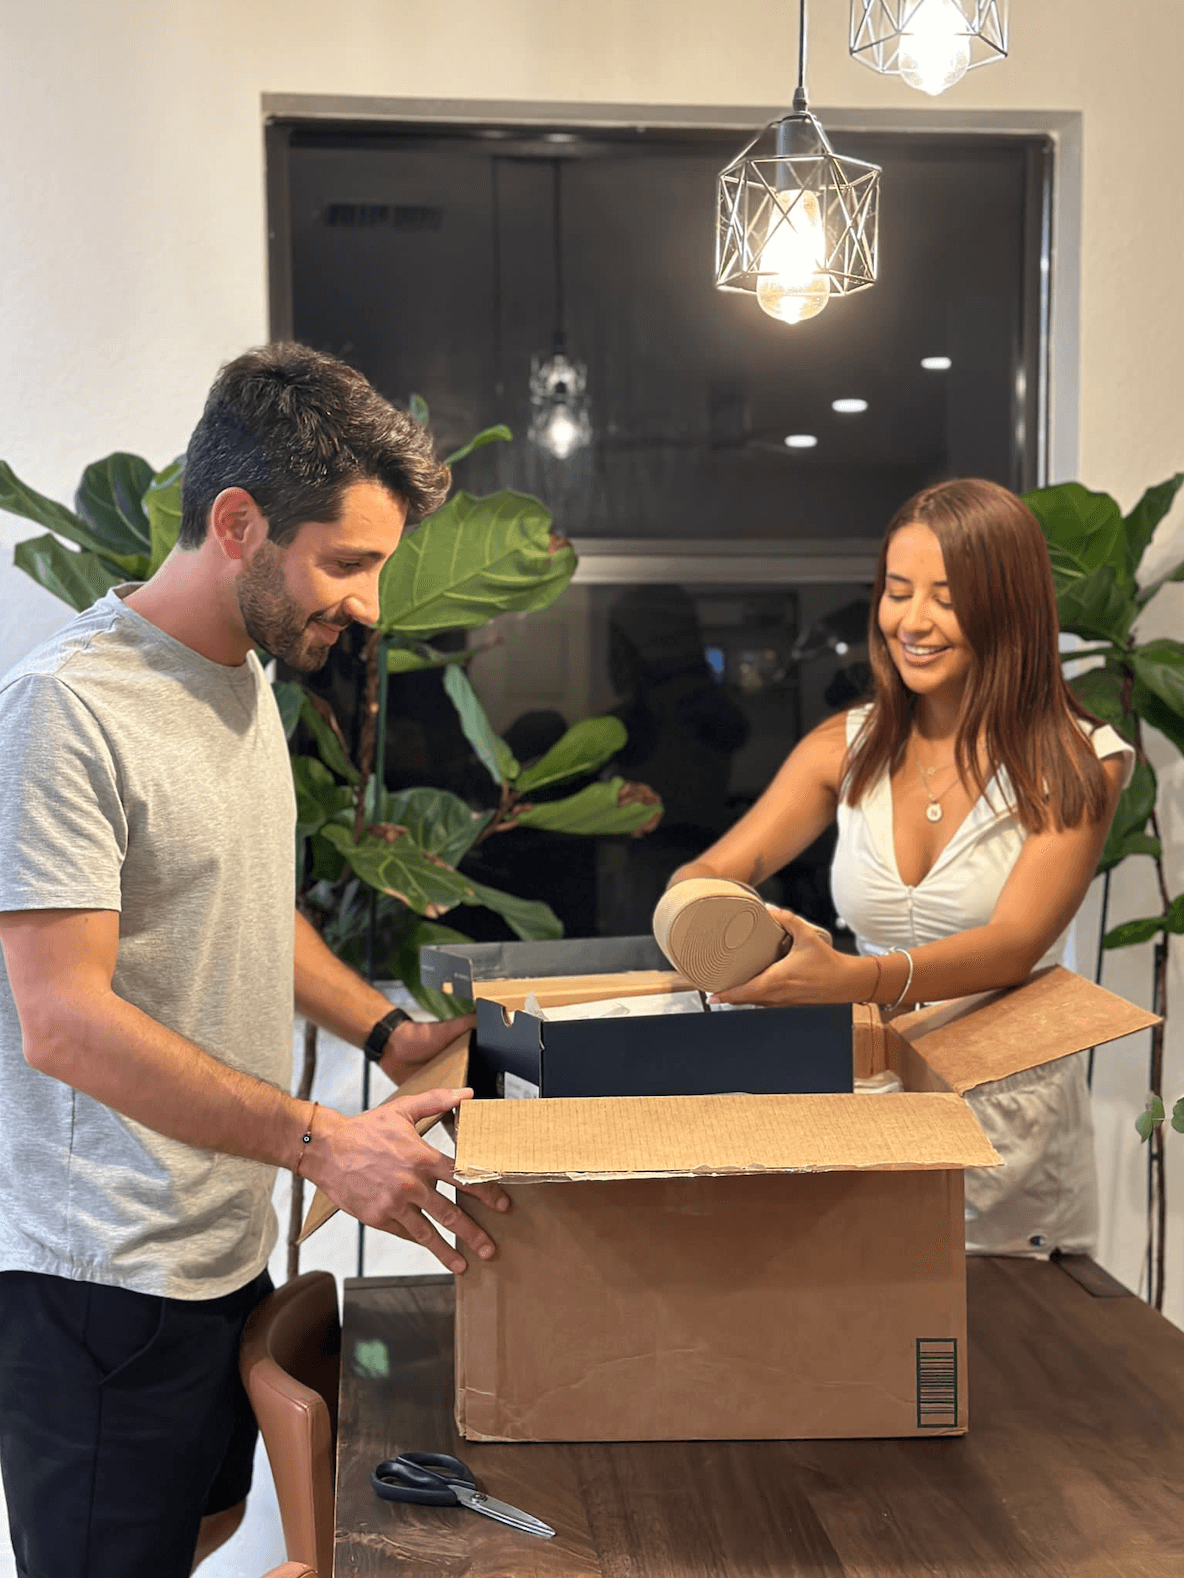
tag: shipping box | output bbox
[300,955,1155,1444]
[445,963,1156,1443]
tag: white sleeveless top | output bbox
[831,703,1134,963]
[829,702,1134,1259]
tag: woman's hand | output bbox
[709,907,870,1007]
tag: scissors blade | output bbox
[452,1485,556,1539]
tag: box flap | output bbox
[474,969,693,1012]
[454,1090,999,1183]
[297,1030,471,1242]
[892,965,1160,1095]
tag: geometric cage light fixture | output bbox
[716,0,881,325]
[850,1,1009,96]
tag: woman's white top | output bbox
[831,702,1134,1258]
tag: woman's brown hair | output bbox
[844,478,1112,833]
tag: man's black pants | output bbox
[0,1267,272,1578]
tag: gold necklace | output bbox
[913,742,959,824]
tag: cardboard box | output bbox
[447,965,1157,1443]
[423,936,854,1099]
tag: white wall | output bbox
[1,2,1182,1314]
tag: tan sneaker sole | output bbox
[652,878,791,993]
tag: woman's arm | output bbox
[668,710,850,888]
[713,754,1127,1008]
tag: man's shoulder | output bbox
[0,596,123,692]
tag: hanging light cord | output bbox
[793,0,809,112]
[551,157,566,354]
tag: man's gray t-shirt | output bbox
[0,588,296,1298]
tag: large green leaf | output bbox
[392,918,475,1020]
[443,424,513,468]
[1056,565,1137,646]
[292,755,354,839]
[1097,761,1157,874]
[514,777,664,836]
[1124,472,1184,581]
[443,663,519,786]
[145,458,183,572]
[1104,893,1184,950]
[462,879,564,941]
[1131,640,1184,722]
[1025,483,1127,581]
[377,489,576,637]
[299,692,360,784]
[1068,666,1133,739]
[321,823,478,915]
[380,786,494,866]
[13,533,124,612]
[74,453,153,571]
[1133,678,1184,757]
[515,716,628,793]
[1,461,133,566]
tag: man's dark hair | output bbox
[177,343,451,548]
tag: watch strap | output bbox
[363,1006,411,1063]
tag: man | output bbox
[0,343,509,1577]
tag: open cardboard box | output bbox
[302,962,1156,1443]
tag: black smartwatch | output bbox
[363,1006,411,1063]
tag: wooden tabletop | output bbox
[334,1256,1184,1576]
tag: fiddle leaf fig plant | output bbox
[1024,471,1184,1311]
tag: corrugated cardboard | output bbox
[297,1029,471,1243]
[449,962,1157,1444]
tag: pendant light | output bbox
[850,1,1008,96]
[530,158,592,460]
[716,0,881,324]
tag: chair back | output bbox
[241,1271,341,1578]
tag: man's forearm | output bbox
[294,908,395,1048]
[25,986,309,1171]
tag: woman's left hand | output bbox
[709,907,867,1007]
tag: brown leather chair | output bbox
[241,1271,341,1578]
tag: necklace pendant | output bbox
[926,802,944,823]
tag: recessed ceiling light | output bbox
[831,398,868,414]
[921,356,952,371]
[784,434,818,449]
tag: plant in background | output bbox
[1,416,663,1266]
[1023,472,1183,1310]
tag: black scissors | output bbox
[371,1451,556,1539]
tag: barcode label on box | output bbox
[916,1339,959,1428]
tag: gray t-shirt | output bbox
[0,588,296,1298]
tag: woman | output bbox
[672,478,1131,1256]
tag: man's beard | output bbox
[236,548,346,673]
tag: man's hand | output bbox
[301,1085,509,1274]
[378,1014,477,1085]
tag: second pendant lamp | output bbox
[716,0,881,325]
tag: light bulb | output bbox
[898,0,971,95]
[539,403,584,460]
[755,188,831,324]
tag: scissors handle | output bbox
[372,1451,476,1506]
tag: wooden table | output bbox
[334,1257,1184,1576]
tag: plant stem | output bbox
[286,1017,319,1281]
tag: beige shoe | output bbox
[652,878,793,993]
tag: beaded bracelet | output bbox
[860,954,884,1005]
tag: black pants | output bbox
[0,1267,272,1578]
